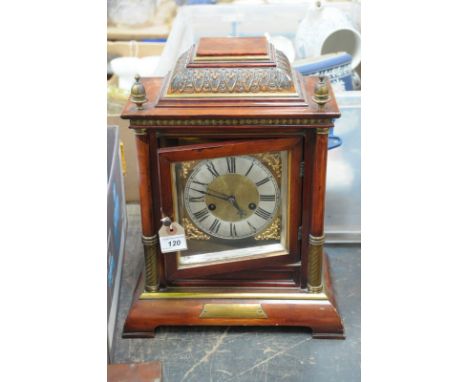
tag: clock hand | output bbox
[223,195,247,217]
[207,188,231,198]
[207,187,247,216]
[190,188,230,201]
[230,198,247,217]
[206,187,247,216]
[193,188,246,216]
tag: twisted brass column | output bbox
[142,235,158,292]
[308,234,325,292]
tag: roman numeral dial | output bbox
[193,208,209,222]
[226,157,236,173]
[184,154,281,240]
[206,161,220,178]
[255,207,272,220]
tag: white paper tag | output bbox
[158,221,188,253]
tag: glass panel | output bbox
[171,151,290,268]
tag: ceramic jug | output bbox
[295,1,361,69]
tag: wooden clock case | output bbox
[121,37,344,339]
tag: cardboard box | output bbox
[107,74,138,202]
[107,40,165,59]
[107,0,176,41]
[107,112,139,203]
[107,40,164,202]
[107,126,127,351]
[107,24,170,41]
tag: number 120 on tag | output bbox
[159,234,188,253]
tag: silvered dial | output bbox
[184,155,280,240]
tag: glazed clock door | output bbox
[157,137,303,280]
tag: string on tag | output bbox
[161,216,174,232]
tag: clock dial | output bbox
[184,155,280,240]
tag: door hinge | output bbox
[298,226,302,241]
[299,161,304,177]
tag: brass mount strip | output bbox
[139,289,328,300]
[130,118,332,127]
[142,234,158,246]
[316,127,330,135]
[308,285,324,293]
[309,234,325,246]
[133,128,148,135]
[163,91,300,99]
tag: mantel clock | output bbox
[121,37,344,339]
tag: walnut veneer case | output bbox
[121,37,344,339]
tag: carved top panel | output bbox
[162,40,299,99]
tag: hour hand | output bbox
[230,197,246,217]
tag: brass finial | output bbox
[313,75,330,106]
[130,74,148,110]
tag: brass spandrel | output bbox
[181,160,197,179]
[255,216,281,241]
[252,152,282,181]
[183,217,210,241]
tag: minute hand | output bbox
[207,188,231,198]
[190,188,230,201]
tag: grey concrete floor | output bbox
[111,205,360,382]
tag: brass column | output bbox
[134,128,158,292]
[308,234,325,292]
[307,127,329,292]
[142,234,158,291]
